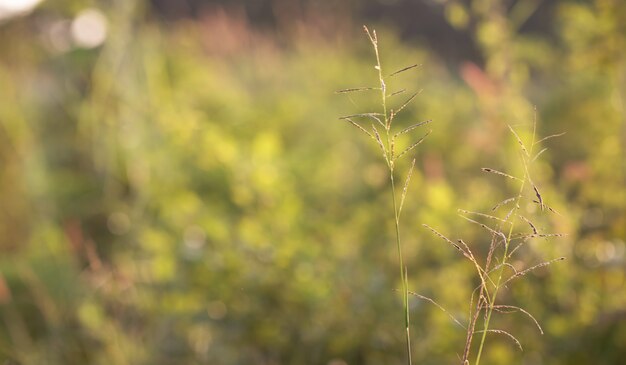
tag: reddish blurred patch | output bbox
[563,161,591,182]
[196,3,351,56]
[0,273,12,304]
[198,6,263,56]
[64,219,102,271]
[459,61,506,153]
[460,61,499,99]
[423,152,444,181]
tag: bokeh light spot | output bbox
[71,8,108,48]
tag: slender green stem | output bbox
[475,123,537,365]
[390,171,412,365]
[473,188,522,364]
[373,29,411,365]
[363,26,412,364]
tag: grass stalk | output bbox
[390,170,412,365]
[472,113,541,365]
[472,178,526,365]
[368,25,413,365]
[339,26,430,365]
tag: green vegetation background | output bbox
[0,0,624,364]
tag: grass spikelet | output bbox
[456,239,474,257]
[532,147,548,162]
[508,234,566,259]
[534,132,566,145]
[481,168,523,181]
[394,120,432,138]
[407,291,465,329]
[399,159,416,216]
[389,64,421,77]
[363,25,377,45]
[371,124,387,160]
[395,90,423,115]
[342,118,374,140]
[517,215,538,234]
[488,262,518,276]
[533,185,544,211]
[458,215,506,240]
[532,200,560,215]
[507,241,528,259]
[388,109,396,129]
[395,130,432,160]
[458,239,496,289]
[508,125,529,157]
[492,197,516,211]
[340,113,386,128]
[423,225,493,290]
[336,86,380,93]
[491,305,544,334]
[475,329,523,351]
[503,206,517,222]
[423,224,466,253]
[503,257,566,286]
[388,89,407,97]
[458,209,509,223]
[512,232,566,239]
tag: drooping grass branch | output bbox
[423,109,565,365]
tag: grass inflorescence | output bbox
[337,26,431,365]
[338,27,565,365]
[423,109,566,365]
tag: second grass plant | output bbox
[423,111,566,365]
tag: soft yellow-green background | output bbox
[0,0,624,364]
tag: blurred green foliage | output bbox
[0,0,624,364]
